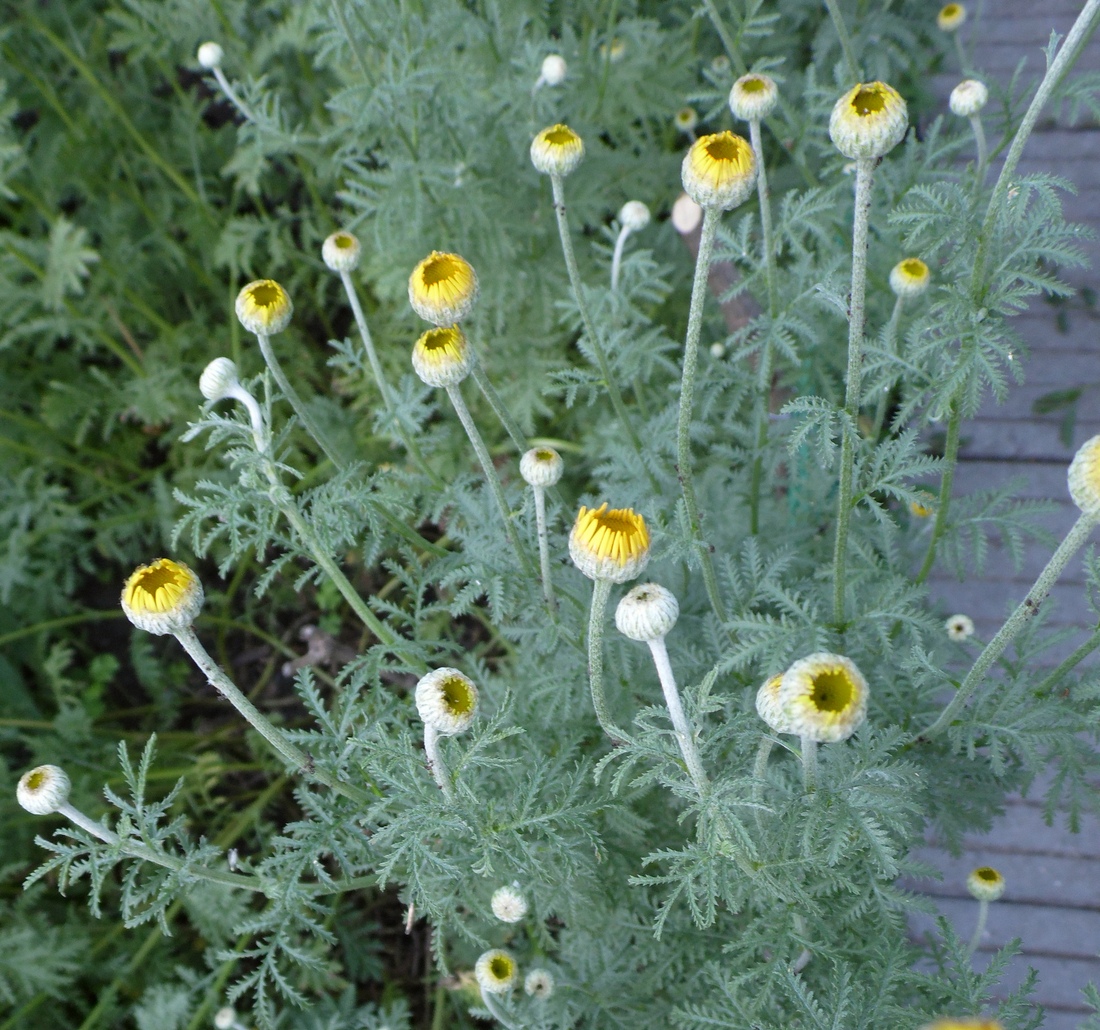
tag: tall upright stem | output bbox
[968,898,990,955]
[915,395,961,584]
[918,514,1096,741]
[548,173,650,474]
[678,207,728,624]
[471,362,528,455]
[445,383,535,578]
[749,119,778,318]
[969,114,988,182]
[532,486,556,609]
[255,332,345,469]
[647,638,708,794]
[822,0,861,83]
[422,725,456,803]
[832,158,875,625]
[871,296,904,438]
[173,625,377,806]
[586,578,632,744]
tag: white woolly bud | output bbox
[524,969,555,998]
[671,192,702,235]
[17,764,71,815]
[950,79,988,118]
[729,73,778,122]
[322,231,362,272]
[490,886,528,923]
[945,614,975,641]
[619,200,651,232]
[213,1009,236,1030]
[520,447,563,488]
[540,54,567,86]
[415,668,479,735]
[197,42,223,70]
[615,583,679,642]
[200,357,240,402]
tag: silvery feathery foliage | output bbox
[9,0,1100,1027]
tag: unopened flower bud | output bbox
[671,193,703,235]
[17,764,71,815]
[681,131,757,210]
[570,504,650,583]
[491,885,528,923]
[778,652,869,743]
[408,251,478,325]
[199,357,240,402]
[235,279,292,335]
[966,866,1005,902]
[411,325,473,388]
[829,81,908,161]
[673,107,698,134]
[530,124,585,177]
[121,559,204,635]
[540,54,567,86]
[322,230,362,272]
[197,42,223,70]
[937,3,966,31]
[950,79,988,117]
[525,969,554,998]
[619,200,651,232]
[889,257,931,298]
[475,950,518,995]
[520,447,563,488]
[615,583,679,642]
[729,73,778,122]
[1069,435,1100,517]
[415,668,479,736]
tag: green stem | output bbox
[256,332,345,468]
[423,725,456,803]
[749,119,778,318]
[174,626,378,806]
[751,734,774,829]
[822,0,861,83]
[471,361,529,455]
[918,514,1097,741]
[953,32,968,76]
[338,269,440,484]
[701,0,747,73]
[872,296,904,438]
[800,736,818,792]
[968,898,989,955]
[677,207,728,623]
[971,0,1100,301]
[832,158,875,625]
[648,638,708,793]
[586,578,633,744]
[548,173,651,480]
[1035,624,1100,695]
[445,383,536,577]
[970,114,988,182]
[533,485,556,609]
[915,395,962,584]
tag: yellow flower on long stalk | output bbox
[408,251,478,325]
[235,279,293,335]
[681,131,756,211]
[889,258,930,299]
[121,558,204,636]
[829,81,908,161]
[411,325,474,388]
[530,123,585,177]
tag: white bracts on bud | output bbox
[200,357,241,402]
[729,73,778,122]
[197,42,224,70]
[491,885,528,923]
[829,81,908,161]
[1069,435,1100,517]
[415,668,479,736]
[525,969,555,998]
[213,1009,237,1030]
[671,193,702,235]
[17,764,71,815]
[520,447,563,488]
[322,231,362,273]
[619,200,651,232]
[950,79,988,117]
[615,583,679,642]
[538,54,567,87]
[755,674,795,735]
[475,950,518,995]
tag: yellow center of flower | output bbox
[942,3,961,16]
[440,674,476,717]
[975,866,1001,883]
[123,559,195,614]
[851,84,888,117]
[488,955,514,982]
[247,282,281,309]
[535,449,556,462]
[740,76,767,93]
[573,504,650,567]
[332,233,355,249]
[809,668,856,713]
[417,325,466,362]
[910,498,934,517]
[900,258,928,280]
[544,125,580,148]
[412,252,475,314]
[24,769,46,792]
[675,107,696,125]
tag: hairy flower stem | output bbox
[422,725,456,803]
[1035,625,1100,694]
[174,626,378,807]
[822,0,861,83]
[586,578,633,744]
[471,362,528,455]
[338,270,439,484]
[915,395,961,584]
[57,800,265,892]
[800,736,818,793]
[610,224,631,292]
[749,119,778,318]
[969,114,988,182]
[871,297,904,438]
[678,207,728,624]
[971,0,1100,301]
[532,485,556,609]
[919,513,1097,741]
[647,638,708,793]
[832,158,875,626]
[255,332,345,469]
[548,173,651,480]
[445,383,536,578]
[968,898,990,955]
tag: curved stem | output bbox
[832,158,875,625]
[174,626,378,806]
[800,736,818,793]
[918,514,1097,741]
[423,725,456,803]
[610,225,630,292]
[586,578,633,744]
[445,383,536,578]
[822,0,861,83]
[915,395,962,584]
[471,362,528,455]
[968,898,989,955]
[969,114,988,182]
[255,332,345,468]
[225,384,267,452]
[971,0,1100,301]
[677,207,728,623]
[647,638,708,793]
[533,486,556,609]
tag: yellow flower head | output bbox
[681,131,757,210]
[322,230,362,273]
[530,123,585,177]
[1068,435,1100,517]
[411,325,473,388]
[729,73,778,122]
[890,257,931,299]
[569,503,650,583]
[829,81,908,160]
[16,764,71,815]
[415,667,479,736]
[235,279,293,335]
[779,652,868,743]
[674,106,699,133]
[474,949,518,995]
[599,38,627,63]
[909,492,935,517]
[408,251,478,326]
[121,558,204,636]
[937,3,967,31]
[755,673,795,735]
[966,865,1005,902]
[922,1021,1002,1030]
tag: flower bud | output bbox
[937,3,966,31]
[966,866,1005,902]
[671,193,702,235]
[540,54,567,86]
[829,81,908,161]
[213,1009,237,1030]
[889,257,931,299]
[1068,435,1100,517]
[235,279,293,335]
[755,673,795,735]
[408,251,478,325]
[945,614,975,641]
[490,886,528,923]
[197,42,223,70]
[729,73,778,122]
[525,969,554,998]
[530,124,585,177]
[681,131,757,210]
[411,325,473,388]
[199,357,240,402]
[778,652,868,743]
[619,200,651,233]
[122,558,204,635]
[520,447,563,488]
[17,764,71,815]
[950,79,988,118]
[569,504,650,583]
[415,668,479,736]
[322,230,362,273]
[673,106,698,134]
[475,950,518,995]
[615,583,679,642]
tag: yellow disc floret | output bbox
[922,1021,1002,1030]
[408,251,478,326]
[235,279,293,335]
[569,503,651,583]
[411,325,473,388]
[829,81,908,160]
[121,558,204,636]
[779,652,868,743]
[475,949,518,995]
[681,131,757,210]
[530,123,585,177]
